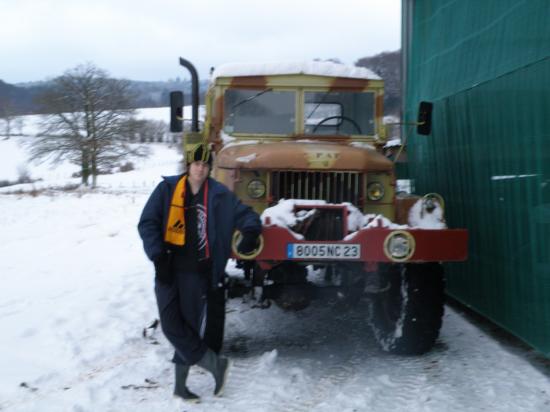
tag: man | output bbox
[138,143,261,402]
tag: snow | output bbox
[350,141,376,150]
[408,199,447,229]
[384,137,402,148]
[1,112,549,411]
[235,153,257,163]
[491,174,538,181]
[261,199,408,240]
[212,60,381,80]
[220,140,261,151]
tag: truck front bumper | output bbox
[233,224,468,266]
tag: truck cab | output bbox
[202,61,395,222]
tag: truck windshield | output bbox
[224,89,296,135]
[304,91,375,136]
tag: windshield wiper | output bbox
[230,88,273,111]
[305,90,333,120]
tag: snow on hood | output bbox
[236,153,257,163]
[408,199,447,229]
[221,140,261,150]
[350,141,376,150]
[384,138,402,148]
[212,61,381,80]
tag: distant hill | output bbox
[127,79,209,109]
[355,50,401,115]
[0,78,209,116]
[0,80,48,115]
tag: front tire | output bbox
[368,263,445,355]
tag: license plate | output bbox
[287,243,361,260]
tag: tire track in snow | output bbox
[219,299,378,411]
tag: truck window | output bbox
[304,91,375,136]
[304,103,342,126]
[224,89,296,135]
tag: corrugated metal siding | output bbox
[403,0,550,356]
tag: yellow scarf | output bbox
[164,176,210,259]
[164,175,187,246]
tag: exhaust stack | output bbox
[179,57,199,132]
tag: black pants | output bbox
[154,269,226,365]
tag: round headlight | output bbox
[383,230,415,262]
[367,182,385,201]
[247,179,266,199]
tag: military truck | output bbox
[170,58,468,355]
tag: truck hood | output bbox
[216,141,393,171]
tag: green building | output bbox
[401,0,550,356]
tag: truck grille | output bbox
[270,171,363,205]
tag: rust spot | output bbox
[329,77,369,92]
[214,95,224,130]
[209,95,225,151]
[229,76,268,89]
[376,94,384,118]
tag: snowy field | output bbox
[1,111,550,411]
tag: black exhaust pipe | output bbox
[179,57,199,132]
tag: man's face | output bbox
[188,161,210,186]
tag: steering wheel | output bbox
[312,115,363,134]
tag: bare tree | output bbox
[0,97,16,139]
[120,118,168,143]
[29,63,148,187]
[144,119,168,142]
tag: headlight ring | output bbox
[383,230,416,262]
[367,182,385,201]
[247,179,266,199]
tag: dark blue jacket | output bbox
[138,175,261,286]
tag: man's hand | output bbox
[154,250,174,284]
[237,231,259,255]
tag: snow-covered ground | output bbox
[1,112,549,411]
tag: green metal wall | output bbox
[402,0,550,356]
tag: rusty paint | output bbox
[329,77,369,92]
[209,95,225,151]
[216,141,393,171]
[214,95,224,130]
[229,76,268,89]
[376,94,384,118]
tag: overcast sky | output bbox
[1,0,401,84]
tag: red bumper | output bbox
[234,225,468,263]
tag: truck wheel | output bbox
[368,263,444,355]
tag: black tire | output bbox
[368,263,445,355]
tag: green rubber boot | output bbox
[196,349,231,396]
[174,364,200,402]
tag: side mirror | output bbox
[170,91,184,133]
[417,101,433,135]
